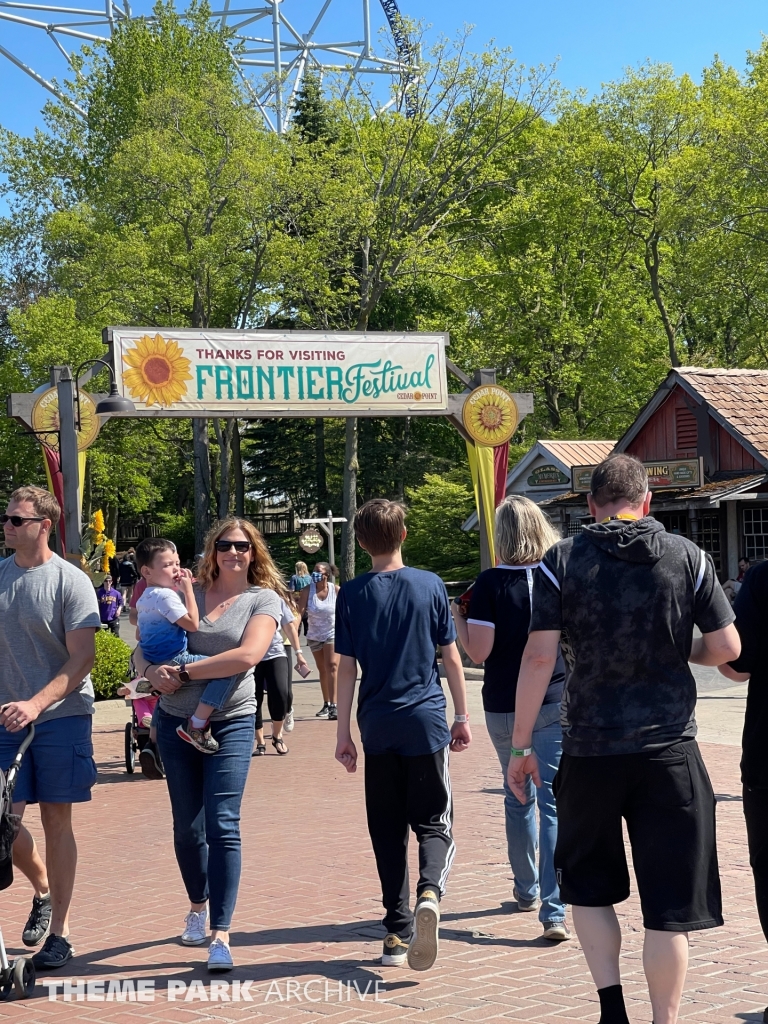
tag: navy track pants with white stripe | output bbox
[364,744,455,938]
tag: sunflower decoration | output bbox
[122,333,193,407]
[463,385,519,446]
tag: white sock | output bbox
[190,715,208,730]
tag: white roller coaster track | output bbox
[0,0,416,131]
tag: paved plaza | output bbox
[0,641,763,1023]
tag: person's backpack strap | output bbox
[694,548,706,594]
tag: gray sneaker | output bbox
[22,892,52,947]
[513,887,541,913]
[207,938,233,973]
[181,909,208,946]
[284,708,295,732]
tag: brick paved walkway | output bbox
[0,707,765,1023]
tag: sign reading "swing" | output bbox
[106,330,449,417]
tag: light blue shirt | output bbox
[137,586,188,663]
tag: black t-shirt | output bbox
[730,561,768,789]
[530,517,734,756]
[467,566,565,714]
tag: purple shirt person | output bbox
[96,576,123,634]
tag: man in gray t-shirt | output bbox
[0,486,100,971]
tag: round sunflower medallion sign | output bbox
[462,385,519,446]
[31,387,101,451]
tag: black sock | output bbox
[597,985,630,1024]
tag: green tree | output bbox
[403,473,479,579]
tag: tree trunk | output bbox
[645,234,680,367]
[314,417,328,512]
[193,418,212,554]
[232,419,245,516]
[340,416,358,582]
[543,380,562,430]
[213,418,235,519]
[105,502,118,545]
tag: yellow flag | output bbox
[466,441,495,566]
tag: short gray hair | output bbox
[495,495,561,566]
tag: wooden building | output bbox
[540,368,768,578]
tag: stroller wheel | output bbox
[125,721,136,773]
[13,958,34,999]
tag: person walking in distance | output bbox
[117,550,139,613]
[297,561,339,720]
[452,495,569,941]
[335,499,471,972]
[0,486,101,969]
[96,573,123,635]
[508,454,740,1024]
[288,561,311,636]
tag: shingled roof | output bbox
[539,440,615,468]
[676,368,768,461]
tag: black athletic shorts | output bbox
[553,740,723,931]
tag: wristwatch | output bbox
[454,714,470,723]
[510,746,533,757]
[178,668,192,683]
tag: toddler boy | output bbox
[135,538,236,754]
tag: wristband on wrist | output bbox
[454,714,469,723]
[510,746,532,757]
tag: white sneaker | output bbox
[181,909,208,946]
[284,708,295,732]
[207,938,234,972]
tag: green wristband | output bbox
[510,747,532,757]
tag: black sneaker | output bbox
[139,743,165,780]
[381,933,409,966]
[407,890,440,972]
[328,703,338,721]
[315,702,330,719]
[32,934,74,970]
[22,892,52,947]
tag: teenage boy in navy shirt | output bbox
[335,499,472,972]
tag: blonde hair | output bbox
[197,517,290,602]
[295,561,308,576]
[495,495,561,566]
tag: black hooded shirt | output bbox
[530,517,734,756]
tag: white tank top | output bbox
[306,580,337,641]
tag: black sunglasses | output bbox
[1,514,46,527]
[214,540,251,553]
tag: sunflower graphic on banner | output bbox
[122,334,193,406]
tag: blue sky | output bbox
[0,0,766,137]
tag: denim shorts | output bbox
[0,715,97,805]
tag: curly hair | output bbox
[196,517,290,602]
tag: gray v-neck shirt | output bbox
[159,585,281,721]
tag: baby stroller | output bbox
[124,700,157,774]
[0,725,36,1000]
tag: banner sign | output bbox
[107,329,449,417]
[572,457,704,493]
[527,464,570,487]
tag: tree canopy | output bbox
[2,6,768,576]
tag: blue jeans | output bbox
[485,703,565,925]
[173,652,237,713]
[156,709,255,930]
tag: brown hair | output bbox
[135,537,176,570]
[10,485,61,526]
[196,517,289,601]
[590,454,648,507]
[495,495,561,565]
[354,499,406,556]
